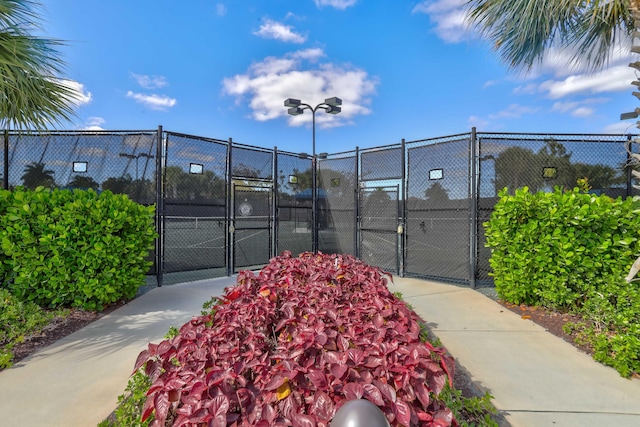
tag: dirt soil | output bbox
[496,300,594,355]
[8,301,127,364]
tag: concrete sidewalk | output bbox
[0,275,639,426]
[0,275,237,427]
[386,277,640,427]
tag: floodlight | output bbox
[288,107,304,116]
[621,111,639,120]
[284,98,301,107]
[324,97,342,107]
[326,106,341,115]
[630,62,640,71]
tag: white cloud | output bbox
[253,19,307,44]
[314,0,357,9]
[488,104,539,119]
[61,80,92,106]
[131,73,169,89]
[126,91,177,111]
[222,48,378,128]
[539,65,634,99]
[216,3,227,16]
[412,0,471,43]
[80,116,105,130]
[551,98,608,117]
[468,115,489,129]
[604,121,638,134]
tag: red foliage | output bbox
[135,252,457,426]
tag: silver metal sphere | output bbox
[330,399,391,427]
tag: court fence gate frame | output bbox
[2,127,636,287]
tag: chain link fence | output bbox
[1,128,634,287]
[318,151,358,256]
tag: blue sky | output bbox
[42,0,639,154]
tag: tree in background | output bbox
[164,166,225,200]
[102,175,133,195]
[67,175,99,190]
[20,161,54,188]
[494,139,624,193]
[0,0,77,129]
[424,182,450,204]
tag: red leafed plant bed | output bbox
[135,252,458,426]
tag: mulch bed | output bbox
[497,300,594,355]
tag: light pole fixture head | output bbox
[324,97,342,106]
[326,106,341,115]
[284,98,301,108]
[287,107,304,116]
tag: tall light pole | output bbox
[284,97,342,253]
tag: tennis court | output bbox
[163,215,314,273]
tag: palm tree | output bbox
[466,0,635,71]
[21,161,54,188]
[0,0,77,129]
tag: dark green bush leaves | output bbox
[0,188,156,311]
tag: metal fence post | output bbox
[400,138,406,277]
[627,134,633,198]
[226,137,233,276]
[155,125,164,287]
[469,127,478,289]
[273,146,278,258]
[354,146,360,257]
[3,130,8,190]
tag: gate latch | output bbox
[397,224,404,234]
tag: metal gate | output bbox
[405,137,471,283]
[231,182,272,272]
[359,185,401,273]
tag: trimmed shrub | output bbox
[485,185,640,376]
[485,186,640,308]
[0,187,156,310]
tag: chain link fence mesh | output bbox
[475,132,633,284]
[163,132,227,274]
[318,153,357,255]
[406,135,471,283]
[276,151,313,257]
[1,129,635,287]
[359,146,403,273]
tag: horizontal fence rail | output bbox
[1,128,634,287]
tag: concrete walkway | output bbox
[0,275,639,426]
[386,277,640,427]
[0,276,237,427]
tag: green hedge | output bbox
[484,185,640,376]
[0,188,156,310]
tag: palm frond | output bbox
[0,0,76,130]
[466,0,632,72]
